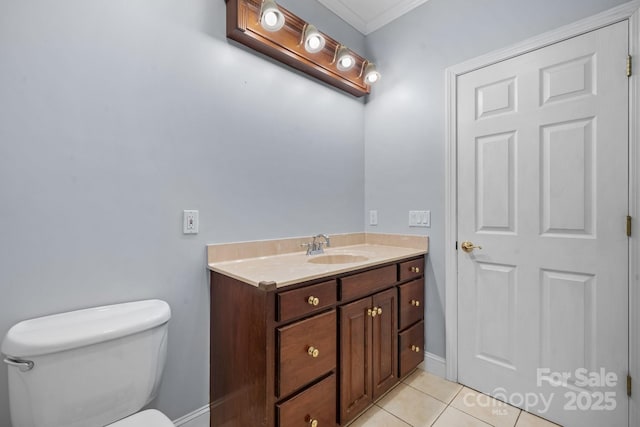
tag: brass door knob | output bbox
[410,267,421,273]
[307,296,320,306]
[411,299,420,307]
[307,346,319,358]
[461,241,482,253]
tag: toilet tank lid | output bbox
[1,299,171,358]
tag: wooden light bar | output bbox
[225,0,372,97]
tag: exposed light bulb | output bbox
[264,11,278,27]
[259,0,285,32]
[303,24,326,54]
[363,62,380,85]
[308,35,321,50]
[335,45,355,71]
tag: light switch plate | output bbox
[409,210,430,227]
[369,210,378,226]
[183,210,199,234]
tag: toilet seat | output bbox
[106,409,175,427]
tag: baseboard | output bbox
[173,405,210,427]
[424,351,446,378]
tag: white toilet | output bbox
[1,299,175,427]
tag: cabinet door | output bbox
[339,297,372,424]
[371,288,397,400]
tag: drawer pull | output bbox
[410,266,421,274]
[307,346,320,358]
[307,296,320,306]
[411,299,421,307]
[411,345,421,353]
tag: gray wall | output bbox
[363,0,629,359]
[0,0,364,423]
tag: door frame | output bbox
[444,1,640,425]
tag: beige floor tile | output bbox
[347,405,411,427]
[403,370,463,404]
[432,407,492,427]
[515,411,562,427]
[378,383,447,426]
[451,387,520,427]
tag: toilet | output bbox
[1,299,175,427]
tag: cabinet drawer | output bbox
[277,310,337,397]
[399,258,424,282]
[340,265,396,301]
[398,279,424,330]
[277,374,336,427]
[277,280,337,322]
[398,320,424,378]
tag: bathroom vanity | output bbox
[208,235,427,427]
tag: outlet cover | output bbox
[183,210,199,234]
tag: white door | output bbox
[457,21,629,427]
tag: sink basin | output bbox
[307,254,369,264]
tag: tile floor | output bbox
[348,367,561,427]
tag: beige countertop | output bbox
[208,233,428,288]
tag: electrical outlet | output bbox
[183,210,199,234]
[369,210,378,226]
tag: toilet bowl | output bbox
[1,299,175,427]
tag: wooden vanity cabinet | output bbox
[210,255,425,427]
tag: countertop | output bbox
[208,241,427,288]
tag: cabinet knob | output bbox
[307,346,319,358]
[367,308,373,317]
[377,307,382,315]
[310,419,318,427]
[371,307,377,317]
[307,296,320,306]
[410,266,421,273]
[411,345,421,353]
[411,299,421,307]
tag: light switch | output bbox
[369,210,378,226]
[409,210,430,228]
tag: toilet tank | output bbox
[1,299,171,427]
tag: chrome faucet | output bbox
[302,234,331,255]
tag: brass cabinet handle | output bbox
[411,345,421,353]
[367,308,373,317]
[307,296,320,306]
[410,266,421,273]
[371,307,377,317]
[310,419,318,427]
[461,241,482,253]
[307,346,319,358]
[410,299,421,307]
[377,307,382,315]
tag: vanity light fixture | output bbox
[259,0,285,32]
[363,62,381,84]
[335,45,356,71]
[302,24,326,54]
[226,0,379,97]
